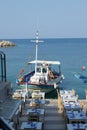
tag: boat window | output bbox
[36,67,41,73]
[42,68,47,73]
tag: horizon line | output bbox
[0,37,87,40]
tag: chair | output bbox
[33,94,42,100]
[86,111,87,116]
[30,102,40,109]
[24,128,36,130]
[28,112,39,122]
[80,121,85,124]
[76,94,79,101]
[33,90,40,93]
[72,89,75,95]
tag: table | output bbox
[64,101,81,111]
[66,110,87,123]
[20,121,42,130]
[30,99,45,108]
[34,99,45,104]
[27,109,45,116]
[13,89,27,102]
[62,95,78,103]
[32,92,45,99]
[60,90,74,96]
[67,123,87,130]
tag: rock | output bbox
[0,40,15,47]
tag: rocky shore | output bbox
[0,40,15,47]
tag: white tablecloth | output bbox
[20,121,42,130]
[66,110,87,123]
[67,123,87,130]
[27,108,45,116]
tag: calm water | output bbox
[0,38,87,99]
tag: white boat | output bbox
[16,31,64,93]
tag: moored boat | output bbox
[16,31,64,93]
[73,72,87,83]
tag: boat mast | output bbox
[31,31,44,74]
[35,31,39,74]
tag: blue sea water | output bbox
[0,38,87,99]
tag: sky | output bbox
[0,0,87,39]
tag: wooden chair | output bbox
[33,90,40,93]
[30,102,40,109]
[28,112,39,122]
[33,94,42,100]
[72,89,75,95]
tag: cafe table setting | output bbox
[20,121,42,130]
[30,99,45,108]
[66,110,87,123]
[63,101,81,111]
[61,95,78,103]
[60,90,74,96]
[67,123,87,130]
[26,108,45,116]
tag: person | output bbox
[49,70,54,79]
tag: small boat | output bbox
[16,31,64,93]
[73,72,87,83]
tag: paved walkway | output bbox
[44,99,67,130]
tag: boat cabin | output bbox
[29,60,60,84]
[30,63,49,84]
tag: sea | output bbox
[0,38,87,99]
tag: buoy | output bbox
[82,66,86,70]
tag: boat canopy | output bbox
[27,60,61,65]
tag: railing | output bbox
[0,51,6,82]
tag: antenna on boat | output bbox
[31,31,44,74]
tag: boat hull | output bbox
[18,84,55,94]
[16,75,64,94]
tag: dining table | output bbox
[66,110,87,123]
[26,108,45,116]
[32,92,45,99]
[61,95,78,103]
[30,99,45,108]
[67,123,87,130]
[64,101,81,111]
[60,90,74,96]
[20,121,42,130]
